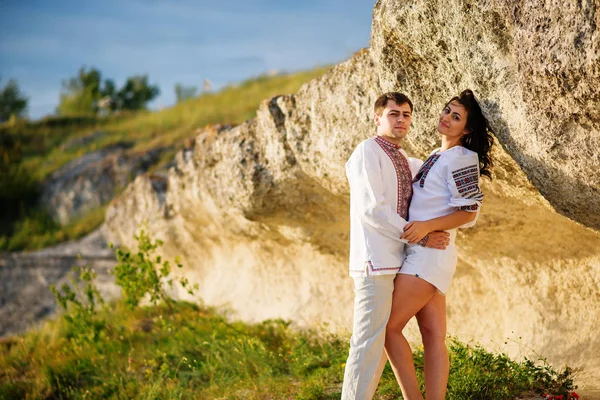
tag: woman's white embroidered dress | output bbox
[399,145,483,294]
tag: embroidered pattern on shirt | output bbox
[374,136,413,219]
[413,154,441,188]
[452,165,483,210]
[367,260,401,272]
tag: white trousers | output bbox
[341,273,395,400]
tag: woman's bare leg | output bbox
[385,275,436,400]
[415,292,449,400]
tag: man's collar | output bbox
[374,135,402,150]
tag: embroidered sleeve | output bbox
[446,152,483,228]
[346,142,408,241]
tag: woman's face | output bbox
[437,100,469,139]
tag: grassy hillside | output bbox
[0,68,330,251]
[0,302,576,399]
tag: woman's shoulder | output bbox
[440,146,478,160]
[439,146,479,169]
[428,148,442,157]
[442,145,476,156]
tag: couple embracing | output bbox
[342,90,494,399]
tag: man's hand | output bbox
[400,221,432,243]
[423,231,450,250]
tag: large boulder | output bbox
[370,0,600,229]
[106,0,600,392]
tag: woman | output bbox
[384,89,494,400]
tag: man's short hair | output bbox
[374,92,413,115]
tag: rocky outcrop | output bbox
[105,0,600,392]
[371,0,600,229]
[0,226,118,337]
[41,142,167,225]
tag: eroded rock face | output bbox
[106,1,600,391]
[41,145,166,225]
[371,0,600,229]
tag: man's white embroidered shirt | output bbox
[346,137,422,277]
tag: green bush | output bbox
[0,210,60,251]
[442,338,575,399]
[111,228,197,312]
[0,129,41,239]
[50,266,106,344]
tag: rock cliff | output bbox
[371,0,600,229]
[106,0,600,391]
[41,136,168,225]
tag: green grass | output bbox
[0,302,575,399]
[0,68,330,251]
[0,205,108,252]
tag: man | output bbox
[341,92,449,399]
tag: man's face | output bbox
[374,100,412,142]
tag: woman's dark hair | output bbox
[447,89,494,179]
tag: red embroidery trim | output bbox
[367,260,401,272]
[374,137,412,219]
[452,165,480,195]
[413,154,441,188]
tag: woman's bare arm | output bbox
[400,211,476,243]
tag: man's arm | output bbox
[423,230,451,249]
[346,143,408,240]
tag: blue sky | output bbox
[0,0,374,120]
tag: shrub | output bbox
[111,227,197,313]
[49,266,106,344]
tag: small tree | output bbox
[57,67,104,115]
[0,78,28,122]
[57,67,160,115]
[111,228,196,312]
[174,83,198,103]
[50,266,106,344]
[117,75,160,110]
